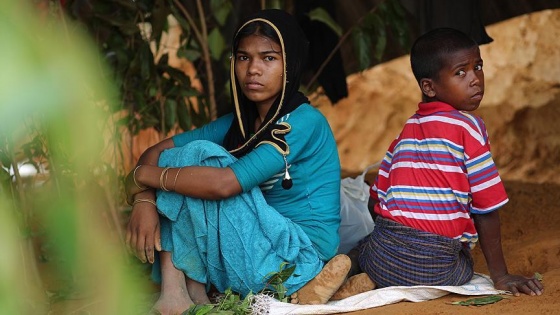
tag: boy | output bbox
[358,28,543,296]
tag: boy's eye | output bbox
[456,70,466,76]
[475,64,483,71]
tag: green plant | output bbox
[184,262,297,314]
[262,262,298,302]
[1,1,151,313]
[61,0,250,134]
[450,295,506,306]
[304,0,410,92]
[187,288,254,315]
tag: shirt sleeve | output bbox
[229,144,285,192]
[467,145,509,213]
[464,119,508,214]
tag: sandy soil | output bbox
[44,180,558,315]
[344,180,560,315]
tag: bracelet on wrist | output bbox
[133,165,148,190]
[132,198,157,207]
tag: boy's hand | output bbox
[493,273,544,296]
[126,201,161,264]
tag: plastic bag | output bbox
[337,163,379,254]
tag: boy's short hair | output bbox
[410,28,478,83]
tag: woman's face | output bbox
[234,34,284,110]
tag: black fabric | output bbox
[295,0,348,104]
[223,9,310,158]
[411,0,493,45]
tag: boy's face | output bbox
[424,46,485,111]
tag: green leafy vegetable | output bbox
[534,272,544,282]
[450,295,505,306]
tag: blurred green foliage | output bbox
[0,1,151,313]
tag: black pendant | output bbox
[282,178,293,190]
[282,168,293,190]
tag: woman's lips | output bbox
[245,81,263,89]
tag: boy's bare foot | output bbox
[150,288,193,315]
[330,273,376,301]
[290,254,351,305]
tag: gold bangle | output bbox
[160,167,171,191]
[133,165,148,190]
[132,199,157,207]
[172,167,183,191]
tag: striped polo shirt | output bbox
[371,101,508,246]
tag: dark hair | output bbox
[233,21,280,53]
[410,28,478,83]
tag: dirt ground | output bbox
[43,180,559,315]
[344,180,560,315]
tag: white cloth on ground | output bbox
[254,273,507,315]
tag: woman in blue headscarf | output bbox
[125,9,350,314]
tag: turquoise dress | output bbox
[155,104,341,296]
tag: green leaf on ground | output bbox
[534,272,544,281]
[450,295,505,306]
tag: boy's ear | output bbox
[420,78,436,98]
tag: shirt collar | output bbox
[416,101,456,116]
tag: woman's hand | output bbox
[493,273,544,296]
[126,200,161,264]
[125,166,149,205]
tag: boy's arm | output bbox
[473,210,543,296]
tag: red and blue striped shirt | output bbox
[371,101,508,247]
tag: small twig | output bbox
[195,0,217,120]
[173,0,217,120]
[172,0,203,44]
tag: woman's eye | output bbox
[264,56,276,61]
[237,55,248,61]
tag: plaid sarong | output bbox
[358,216,473,288]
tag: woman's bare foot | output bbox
[290,254,351,305]
[152,251,195,314]
[150,288,193,315]
[186,278,211,305]
[330,273,376,301]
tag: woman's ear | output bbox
[420,78,436,98]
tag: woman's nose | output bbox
[247,60,262,75]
